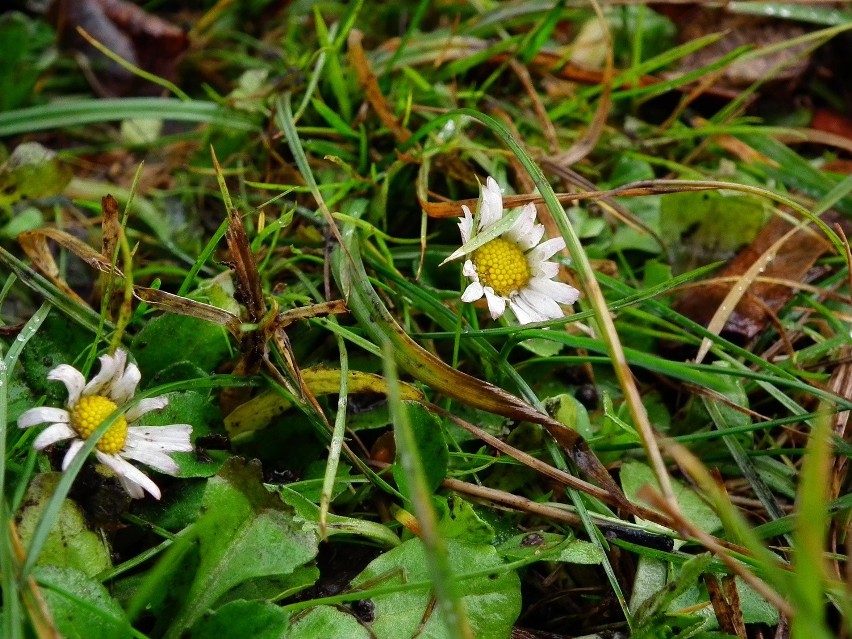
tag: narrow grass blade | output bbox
[384,343,473,639]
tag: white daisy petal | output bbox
[529,277,580,305]
[84,352,121,396]
[96,451,161,500]
[461,281,484,302]
[517,288,563,320]
[62,439,87,471]
[510,295,550,324]
[513,224,546,253]
[506,204,543,251]
[462,259,478,278]
[479,177,503,229]
[483,287,507,319]
[508,297,542,325]
[537,261,560,279]
[458,205,474,244]
[18,407,69,429]
[125,397,169,423]
[506,204,535,240]
[109,363,141,405]
[117,475,146,500]
[33,423,77,450]
[120,447,181,475]
[126,425,193,453]
[47,365,86,407]
[528,237,566,264]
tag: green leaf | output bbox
[17,313,91,400]
[546,393,594,441]
[497,532,605,566]
[633,553,714,627]
[659,190,768,273]
[142,390,226,478]
[436,495,495,544]
[393,401,448,499]
[216,566,319,607]
[0,13,55,111]
[737,577,779,625]
[622,461,722,535]
[190,599,289,639]
[349,538,521,639]
[35,566,130,639]
[275,485,400,548]
[165,458,319,638]
[16,474,112,577]
[285,605,371,639]
[132,314,231,379]
[0,142,72,210]
[0,205,43,239]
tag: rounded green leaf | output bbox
[191,600,289,639]
[35,566,129,639]
[286,606,371,639]
[350,538,521,639]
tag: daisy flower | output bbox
[454,176,580,323]
[17,349,192,500]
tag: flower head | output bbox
[455,176,580,323]
[18,349,192,500]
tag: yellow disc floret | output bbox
[472,238,530,297]
[69,395,128,455]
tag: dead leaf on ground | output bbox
[653,4,811,92]
[47,0,188,96]
[673,214,845,341]
[18,227,122,307]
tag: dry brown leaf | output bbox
[101,194,120,263]
[653,5,811,90]
[706,573,747,638]
[18,227,123,307]
[48,0,188,96]
[674,215,838,342]
[133,287,241,336]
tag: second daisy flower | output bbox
[454,176,580,324]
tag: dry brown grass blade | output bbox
[133,286,241,335]
[706,574,747,638]
[225,206,266,323]
[420,179,739,219]
[827,345,852,576]
[349,29,412,144]
[273,299,348,329]
[18,227,124,307]
[550,0,613,167]
[7,520,60,639]
[219,205,271,414]
[101,194,121,269]
[430,402,660,520]
[15,213,248,342]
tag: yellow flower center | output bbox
[472,238,530,297]
[69,395,128,455]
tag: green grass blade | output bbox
[0,98,257,137]
[383,344,473,639]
